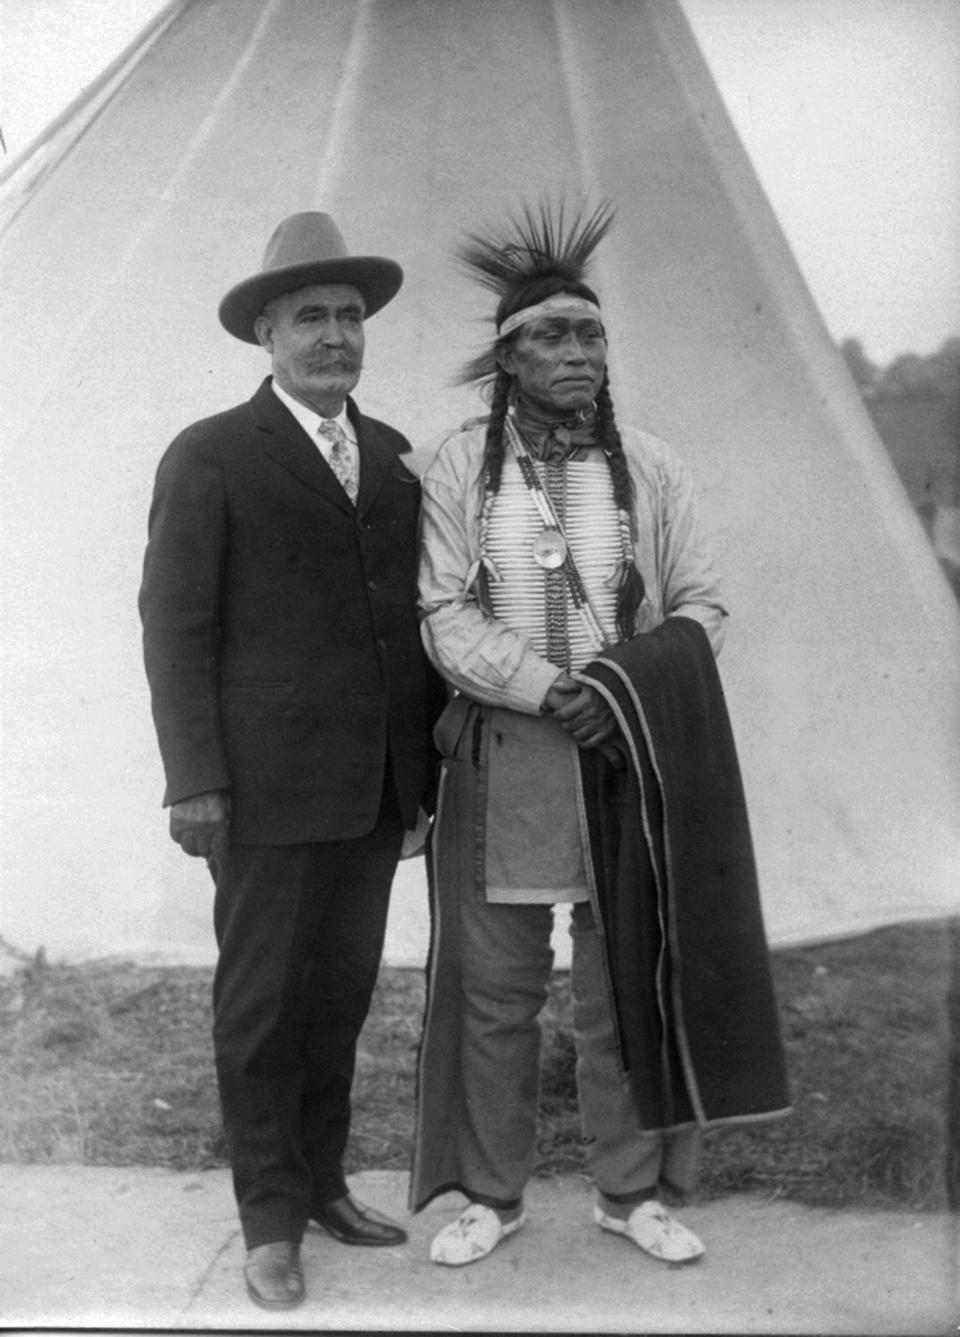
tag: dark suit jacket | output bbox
[139,377,438,844]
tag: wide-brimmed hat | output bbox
[219,212,403,343]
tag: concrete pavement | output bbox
[0,1165,956,1333]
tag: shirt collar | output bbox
[270,378,356,443]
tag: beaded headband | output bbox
[454,198,615,386]
[498,295,603,337]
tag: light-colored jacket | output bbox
[417,420,727,712]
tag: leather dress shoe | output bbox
[243,1240,304,1310]
[311,1193,408,1246]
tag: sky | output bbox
[0,0,958,364]
[682,0,960,363]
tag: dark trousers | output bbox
[211,788,403,1249]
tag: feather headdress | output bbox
[455,197,616,387]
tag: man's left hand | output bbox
[169,789,230,861]
[547,682,618,749]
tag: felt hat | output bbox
[218,212,403,343]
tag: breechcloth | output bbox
[446,888,701,1209]
[210,783,403,1249]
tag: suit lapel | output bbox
[250,379,355,517]
[350,403,399,520]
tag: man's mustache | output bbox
[312,358,362,372]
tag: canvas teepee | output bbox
[1,0,958,964]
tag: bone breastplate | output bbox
[484,452,621,671]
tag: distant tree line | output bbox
[841,336,960,602]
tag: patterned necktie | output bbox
[317,420,358,503]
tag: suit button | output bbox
[367,579,377,591]
[377,638,388,651]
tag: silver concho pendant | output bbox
[532,528,568,569]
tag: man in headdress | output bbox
[410,201,790,1267]
[140,213,438,1310]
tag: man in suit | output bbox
[139,213,437,1311]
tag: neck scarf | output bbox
[513,394,597,463]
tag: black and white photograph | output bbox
[0,0,958,1331]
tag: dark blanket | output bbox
[577,616,790,1126]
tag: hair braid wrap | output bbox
[482,367,512,494]
[595,374,645,640]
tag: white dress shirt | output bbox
[270,377,359,475]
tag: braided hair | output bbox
[594,370,645,639]
[480,304,644,639]
[456,199,645,640]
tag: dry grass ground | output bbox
[0,920,957,1211]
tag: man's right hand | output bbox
[169,790,230,861]
[543,671,625,770]
[542,671,580,714]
